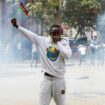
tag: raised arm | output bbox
[11,18,40,46]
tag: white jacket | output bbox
[18,26,72,77]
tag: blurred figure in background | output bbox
[98,43,105,66]
[3,42,13,63]
[90,36,98,65]
[30,44,40,67]
[16,40,22,60]
[78,44,87,65]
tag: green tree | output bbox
[63,0,101,39]
[97,0,105,14]
[26,0,61,34]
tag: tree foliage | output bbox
[63,0,101,38]
[97,0,105,14]
[6,0,102,38]
[26,0,60,26]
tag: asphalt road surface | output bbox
[0,62,105,105]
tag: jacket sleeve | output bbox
[57,40,72,59]
[18,26,40,46]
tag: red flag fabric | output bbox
[19,2,28,16]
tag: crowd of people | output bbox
[70,35,105,66]
[0,35,105,66]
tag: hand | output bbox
[11,18,18,29]
[52,38,61,43]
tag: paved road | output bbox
[0,62,105,105]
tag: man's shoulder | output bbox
[61,37,69,42]
[39,35,49,40]
[60,37,69,46]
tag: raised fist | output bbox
[11,18,18,29]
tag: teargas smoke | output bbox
[0,17,3,64]
[0,1,31,65]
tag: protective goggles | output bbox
[50,28,63,35]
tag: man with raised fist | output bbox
[11,18,72,105]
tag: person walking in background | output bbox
[90,36,98,65]
[11,18,72,105]
[78,44,87,65]
[98,43,105,66]
[31,44,40,67]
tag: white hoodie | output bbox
[18,26,72,77]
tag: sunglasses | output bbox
[50,28,62,36]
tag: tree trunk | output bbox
[54,11,61,25]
